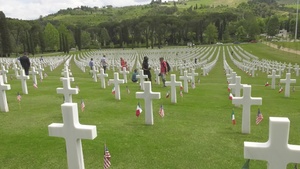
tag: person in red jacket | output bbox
[159,57,168,87]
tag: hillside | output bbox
[43,0,247,27]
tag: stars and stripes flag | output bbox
[231,110,236,125]
[126,86,130,94]
[227,86,231,92]
[229,93,233,100]
[256,108,263,125]
[136,102,142,117]
[17,92,21,102]
[112,87,115,95]
[265,82,270,87]
[103,144,111,169]
[166,91,170,98]
[81,99,85,112]
[159,105,164,118]
[180,90,183,97]
[33,83,38,88]
[279,86,283,93]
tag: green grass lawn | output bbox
[0,43,300,168]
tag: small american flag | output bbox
[159,105,164,118]
[126,86,130,94]
[191,82,195,89]
[81,99,85,112]
[44,73,48,78]
[279,86,283,93]
[17,92,21,102]
[104,144,111,169]
[256,108,263,125]
[33,83,38,88]
[180,90,183,97]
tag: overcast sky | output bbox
[0,0,154,20]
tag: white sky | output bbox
[0,0,156,20]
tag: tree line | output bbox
[0,0,298,57]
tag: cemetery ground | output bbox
[0,43,300,169]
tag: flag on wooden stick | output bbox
[256,108,263,125]
[104,144,111,169]
[17,92,21,102]
[159,105,164,118]
[81,99,85,112]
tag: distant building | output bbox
[277,29,288,39]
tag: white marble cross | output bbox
[13,64,20,78]
[90,66,98,82]
[228,76,244,97]
[30,67,39,85]
[179,70,192,93]
[0,75,10,112]
[17,69,30,94]
[120,67,129,83]
[0,65,8,83]
[37,65,44,80]
[188,69,199,85]
[280,73,296,97]
[268,70,280,89]
[136,82,161,125]
[294,64,300,76]
[244,117,300,169]
[227,72,237,95]
[57,72,78,103]
[286,63,293,73]
[108,72,124,100]
[136,69,148,90]
[48,103,97,169]
[165,74,182,103]
[232,85,262,134]
[154,67,160,85]
[97,68,108,89]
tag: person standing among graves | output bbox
[142,56,152,82]
[89,58,94,70]
[159,57,168,87]
[19,52,31,75]
[101,55,107,73]
[131,69,138,83]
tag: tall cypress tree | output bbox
[0,11,12,57]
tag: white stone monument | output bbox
[136,69,148,90]
[188,69,199,85]
[120,67,129,83]
[17,69,29,94]
[179,70,192,93]
[228,76,244,97]
[232,85,262,134]
[37,65,44,80]
[1,65,8,83]
[30,67,39,86]
[136,82,161,125]
[0,75,10,112]
[97,68,108,89]
[108,72,124,100]
[165,74,182,103]
[48,103,97,169]
[280,73,296,97]
[90,66,98,82]
[268,70,280,89]
[244,117,300,169]
[57,72,79,103]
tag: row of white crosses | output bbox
[49,65,97,169]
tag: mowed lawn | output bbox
[0,42,300,169]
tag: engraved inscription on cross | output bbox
[48,103,97,169]
[136,82,161,125]
[244,117,300,169]
[232,85,262,134]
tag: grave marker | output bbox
[0,75,10,112]
[17,69,29,94]
[108,72,124,100]
[280,73,296,97]
[268,70,280,89]
[165,74,182,103]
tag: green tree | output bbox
[81,31,91,49]
[0,11,12,56]
[99,27,110,47]
[44,23,59,51]
[266,15,279,36]
[204,23,218,44]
